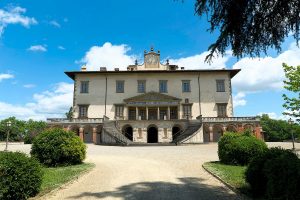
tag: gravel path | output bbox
[42,144,241,200]
[2,142,299,200]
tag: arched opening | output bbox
[172,125,181,140]
[69,125,80,136]
[122,125,133,141]
[147,125,158,143]
[227,125,237,132]
[213,125,223,142]
[203,125,210,142]
[83,125,93,143]
[244,124,254,134]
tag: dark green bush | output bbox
[218,132,267,165]
[31,128,86,167]
[246,147,300,199]
[0,151,43,200]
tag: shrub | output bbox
[218,132,267,165]
[31,128,86,167]
[0,151,43,200]
[246,148,300,199]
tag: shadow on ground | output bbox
[68,177,240,200]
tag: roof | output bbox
[124,91,181,102]
[65,69,241,80]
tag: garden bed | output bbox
[35,163,94,198]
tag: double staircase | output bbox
[103,120,132,146]
[172,121,202,144]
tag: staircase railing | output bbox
[103,121,132,146]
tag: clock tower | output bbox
[144,47,160,69]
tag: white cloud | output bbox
[233,92,247,107]
[0,82,73,120]
[28,45,47,52]
[80,42,137,70]
[58,45,65,50]
[0,6,37,36]
[232,43,300,93]
[169,51,232,69]
[23,84,36,88]
[49,20,60,28]
[0,73,14,82]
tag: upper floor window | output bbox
[159,80,168,93]
[78,105,88,118]
[116,80,124,93]
[80,81,89,93]
[182,80,191,92]
[137,80,146,93]
[217,103,227,117]
[216,79,225,92]
[115,105,124,118]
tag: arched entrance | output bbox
[213,125,223,142]
[122,125,133,141]
[147,125,158,143]
[203,125,210,142]
[172,125,181,140]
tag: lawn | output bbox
[39,163,95,196]
[203,161,249,193]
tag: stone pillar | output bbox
[209,125,213,142]
[136,107,138,120]
[124,106,128,120]
[178,105,180,119]
[237,124,244,133]
[157,107,160,120]
[79,127,84,141]
[146,107,148,120]
[92,127,97,144]
[167,106,170,120]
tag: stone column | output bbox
[146,107,148,120]
[124,106,128,120]
[178,105,180,119]
[157,107,160,120]
[136,107,138,120]
[167,106,170,120]
[79,127,84,141]
[92,127,97,144]
[209,125,213,142]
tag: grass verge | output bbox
[203,161,250,194]
[38,163,95,196]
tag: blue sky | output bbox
[0,0,298,120]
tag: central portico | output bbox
[120,92,184,121]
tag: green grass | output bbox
[39,163,95,196]
[203,161,249,193]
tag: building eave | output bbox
[65,69,241,80]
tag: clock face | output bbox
[145,54,158,65]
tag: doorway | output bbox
[122,125,133,141]
[147,125,158,143]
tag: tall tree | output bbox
[195,0,300,61]
[65,107,73,119]
[282,63,300,123]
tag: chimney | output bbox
[100,67,107,71]
[81,65,87,71]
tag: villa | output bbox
[47,48,263,145]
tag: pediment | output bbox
[124,91,181,103]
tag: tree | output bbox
[259,114,300,141]
[0,117,26,141]
[194,0,300,61]
[65,107,73,119]
[24,119,47,144]
[282,63,300,123]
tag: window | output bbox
[128,108,136,120]
[80,81,89,93]
[170,107,178,119]
[137,80,146,93]
[116,80,124,93]
[216,79,225,92]
[217,104,227,117]
[182,80,191,92]
[159,80,168,93]
[115,105,124,118]
[182,105,192,119]
[79,105,88,118]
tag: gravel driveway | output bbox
[1,142,299,200]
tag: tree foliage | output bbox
[65,106,73,119]
[282,63,300,123]
[259,114,300,141]
[0,117,47,142]
[195,0,300,61]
